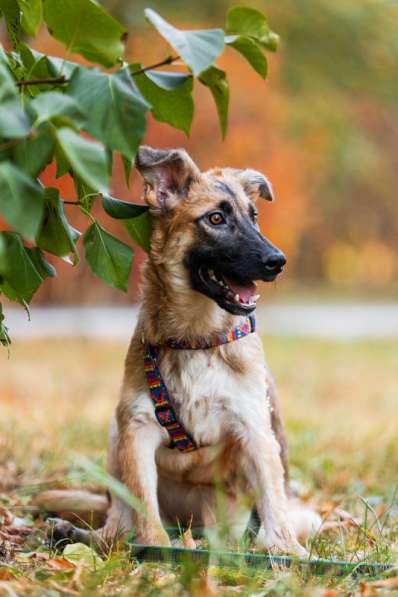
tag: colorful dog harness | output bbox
[142,315,256,452]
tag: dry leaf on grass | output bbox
[47,558,76,571]
[359,582,381,596]
[0,508,14,526]
[191,570,220,597]
[63,543,104,570]
[182,528,197,549]
[370,576,398,589]
[320,519,359,532]
[0,568,16,581]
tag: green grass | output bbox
[0,336,397,595]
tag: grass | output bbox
[0,335,397,595]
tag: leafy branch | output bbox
[15,54,182,88]
[0,0,278,346]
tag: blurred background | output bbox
[3,0,397,307]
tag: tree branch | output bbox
[130,55,180,76]
[14,55,182,88]
[16,76,67,87]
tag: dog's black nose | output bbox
[264,252,286,274]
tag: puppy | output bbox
[53,147,319,555]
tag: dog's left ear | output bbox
[226,168,274,202]
[136,146,201,210]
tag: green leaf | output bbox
[0,63,31,138]
[0,0,21,48]
[18,0,42,37]
[0,233,6,274]
[63,543,104,571]
[144,70,191,91]
[102,194,148,219]
[0,162,44,242]
[121,155,132,188]
[123,212,152,253]
[68,67,148,160]
[199,66,229,139]
[13,124,55,177]
[43,0,126,67]
[26,247,56,279]
[0,232,43,303]
[83,222,134,292]
[30,91,86,128]
[225,6,279,51]
[0,302,11,348]
[55,127,109,193]
[37,187,80,264]
[133,64,194,136]
[145,8,224,76]
[19,44,81,81]
[73,177,97,212]
[54,142,70,178]
[226,35,267,79]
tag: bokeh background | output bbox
[3,0,397,305]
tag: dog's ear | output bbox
[136,146,200,210]
[226,168,274,202]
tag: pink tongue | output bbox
[223,276,256,302]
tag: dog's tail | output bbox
[31,489,109,527]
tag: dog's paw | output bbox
[287,502,322,543]
[255,525,308,558]
[47,518,81,548]
[135,526,171,547]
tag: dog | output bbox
[51,146,319,555]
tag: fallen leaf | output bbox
[0,568,16,580]
[191,570,220,597]
[2,525,32,536]
[320,519,358,532]
[63,543,104,570]
[47,558,76,571]
[182,528,197,550]
[359,582,381,596]
[371,576,398,589]
[0,508,14,526]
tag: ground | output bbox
[0,336,397,595]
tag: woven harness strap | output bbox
[142,315,256,452]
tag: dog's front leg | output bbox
[118,420,170,546]
[241,424,307,557]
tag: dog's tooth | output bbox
[209,270,218,282]
[234,294,240,303]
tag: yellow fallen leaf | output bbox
[63,543,104,570]
[0,568,16,581]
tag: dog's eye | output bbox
[208,212,225,226]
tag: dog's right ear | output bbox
[136,146,200,210]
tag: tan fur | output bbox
[64,149,319,555]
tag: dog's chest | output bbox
[161,337,268,446]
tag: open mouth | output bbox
[197,266,260,315]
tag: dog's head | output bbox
[136,146,286,316]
